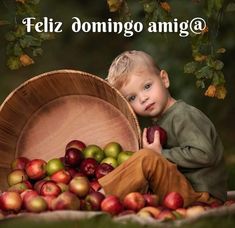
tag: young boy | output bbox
[98,50,227,207]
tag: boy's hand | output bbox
[142,128,162,154]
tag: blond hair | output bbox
[106,50,161,89]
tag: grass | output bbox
[1,213,235,228]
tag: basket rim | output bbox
[0,69,142,147]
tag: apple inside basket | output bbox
[0,69,141,190]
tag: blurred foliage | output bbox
[1,0,235,99]
[0,0,235,189]
[106,0,235,99]
[1,0,54,70]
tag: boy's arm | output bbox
[161,112,223,169]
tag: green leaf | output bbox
[7,56,21,70]
[184,62,199,74]
[195,66,213,79]
[19,35,41,47]
[212,71,225,85]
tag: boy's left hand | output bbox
[142,128,162,154]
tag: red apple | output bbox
[146,125,167,146]
[66,140,86,151]
[40,181,61,197]
[80,158,99,177]
[51,169,71,184]
[69,176,90,198]
[20,189,38,208]
[84,191,105,211]
[162,192,184,210]
[157,209,176,221]
[25,159,47,180]
[123,192,145,212]
[42,195,56,210]
[25,195,47,213]
[7,169,28,186]
[34,180,47,194]
[95,163,114,179]
[90,180,101,192]
[65,148,84,167]
[65,167,78,177]
[46,158,65,176]
[143,193,159,207]
[0,191,22,212]
[101,195,123,215]
[21,189,38,201]
[20,189,38,207]
[11,157,29,170]
[51,191,80,210]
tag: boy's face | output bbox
[119,67,172,118]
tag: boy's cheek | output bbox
[130,104,138,112]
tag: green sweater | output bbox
[153,100,227,202]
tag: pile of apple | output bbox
[0,137,235,221]
[0,140,135,216]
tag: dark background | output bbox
[0,0,234,189]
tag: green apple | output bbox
[103,142,122,159]
[101,157,118,168]
[83,145,104,163]
[117,151,134,165]
[46,158,64,176]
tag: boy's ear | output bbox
[159,70,170,88]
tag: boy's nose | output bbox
[140,96,148,104]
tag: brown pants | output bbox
[99,149,220,207]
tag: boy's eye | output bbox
[144,83,151,90]
[127,95,136,102]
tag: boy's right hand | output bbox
[142,128,162,154]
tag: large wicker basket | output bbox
[0,69,141,190]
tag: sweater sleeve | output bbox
[161,109,220,169]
